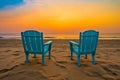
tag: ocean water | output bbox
[0,33,120,40]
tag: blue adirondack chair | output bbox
[21,30,52,66]
[69,30,99,66]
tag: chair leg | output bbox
[92,54,96,64]
[48,44,52,60]
[42,54,45,66]
[48,51,51,60]
[70,43,73,60]
[85,54,87,59]
[77,55,80,67]
[70,51,73,60]
[25,54,29,63]
[33,53,36,58]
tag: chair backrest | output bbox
[21,30,44,53]
[79,30,99,53]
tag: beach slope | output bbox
[0,39,120,80]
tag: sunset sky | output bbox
[0,0,120,34]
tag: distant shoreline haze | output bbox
[0,33,120,40]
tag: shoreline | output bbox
[1,38,120,40]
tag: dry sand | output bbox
[0,39,120,80]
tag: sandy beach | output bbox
[0,39,120,80]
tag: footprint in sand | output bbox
[5,50,11,52]
[0,65,18,74]
[0,55,6,60]
[85,71,114,80]
[101,66,118,76]
[12,51,21,56]
[85,71,103,77]
[55,61,67,68]
[115,49,120,52]
[12,53,20,56]
[51,56,69,79]
[15,51,21,52]
[96,56,101,58]
[0,71,48,80]
[108,64,120,71]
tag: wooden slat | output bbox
[25,31,32,52]
[36,32,43,53]
[30,31,37,52]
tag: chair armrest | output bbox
[44,41,52,46]
[69,41,79,46]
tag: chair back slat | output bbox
[79,30,99,53]
[21,30,43,53]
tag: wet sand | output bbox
[0,39,120,80]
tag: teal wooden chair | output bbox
[21,30,52,66]
[69,30,99,66]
